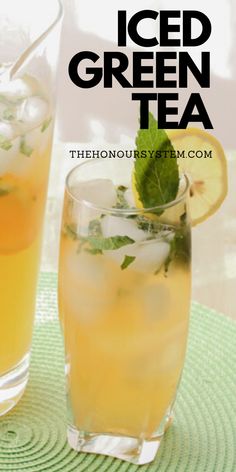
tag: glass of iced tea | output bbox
[0,0,63,415]
[58,158,191,465]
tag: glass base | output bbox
[67,425,165,465]
[0,353,30,416]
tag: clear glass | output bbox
[0,0,63,415]
[58,158,191,465]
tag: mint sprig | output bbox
[88,219,103,237]
[64,222,135,254]
[164,225,191,273]
[134,112,179,210]
[87,235,134,251]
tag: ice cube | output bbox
[66,290,110,323]
[101,215,146,241]
[18,96,48,128]
[131,240,170,273]
[105,239,170,273]
[0,78,33,102]
[66,250,107,290]
[101,216,170,272]
[71,179,117,208]
[0,122,14,140]
[63,251,112,323]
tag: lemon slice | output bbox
[167,128,228,226]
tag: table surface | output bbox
[41,142,236,320]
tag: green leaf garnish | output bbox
[136,215,171,235]
[20,138,33,157]
[88,219,103,237]
[121,255,136,270]
[114,185,129,209]
[164,226,191,273]
[88,235,134,251]
[64,220,135,254]
[134,112,179,210]
[41,117,52,133]
[0,134,12,151]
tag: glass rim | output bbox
[46,0,64,32]
[9,0,63,79]
[65,159,190,215]
[31,0,63,45]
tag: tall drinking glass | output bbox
[58,158,191,465]
[0,0,63,415]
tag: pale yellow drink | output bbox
[59,171,191,442]
[60,238,190,438]
[0,75,53,380]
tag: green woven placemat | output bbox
[0,272,236,472]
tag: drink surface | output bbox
[59,177,191,439]
[0,72,53,375]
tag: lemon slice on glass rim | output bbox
[132,127,228,226]
[167,128,228,226]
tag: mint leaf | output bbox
[86,247,103,255]
[0,134,12,151]
[20,138,33,157]
[114,185,129,209]
[136,215,171,235]
[134,112,179,209]
[121,255,136,270]
[41,117,52,132]
[64,220,135,255]
[164,226,191,273]
[88,219,102,237]
[88,235,134,251]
